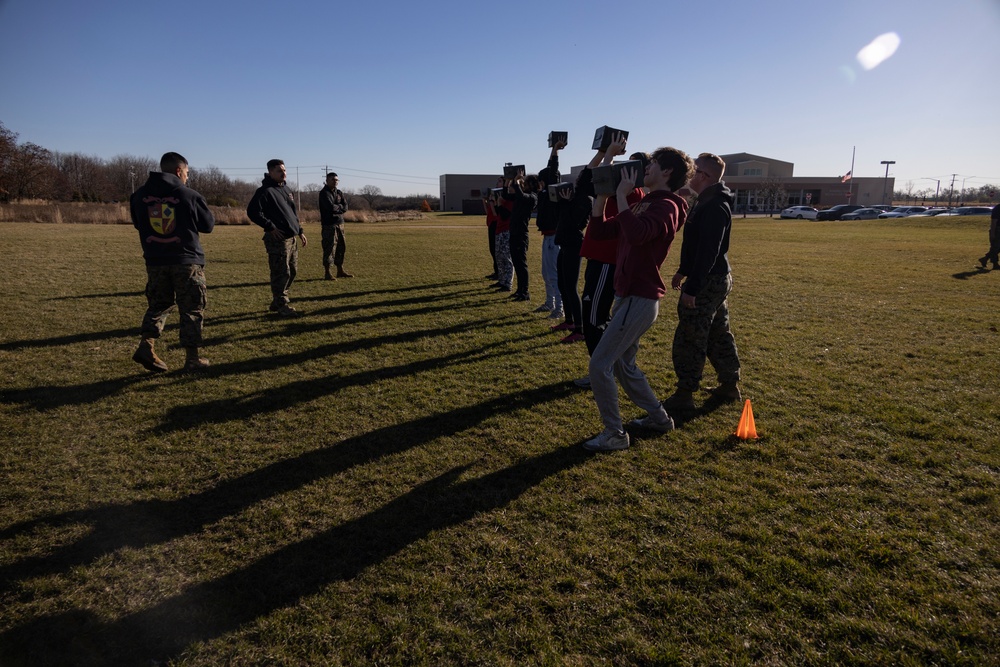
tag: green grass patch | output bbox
[1,215,998,665]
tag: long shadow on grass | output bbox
[951,267,993,280]
[0,444,588,666]
[152,326,541,432]
[0,315,523,412]
[0,383,578,644]
[0,326,137,351]
[0,375,157,412]
[290,278,477,302]
[234,295,502,343]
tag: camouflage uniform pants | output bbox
[672,272,740,391]
[495,230,513,290]
[140,264,207,348]
[264,235,298,308]
[321,224,346,269]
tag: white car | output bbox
[841,207,882,220]
[779,206,818,220]
[877,206,928,218]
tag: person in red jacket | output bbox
[572,137,646,385]
[582,146,694,452]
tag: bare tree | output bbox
[105,154,156,201]
[359,184,383,209]
[52,152,111,201]
[8,142,54,199]
[0,121,17,201]
[755,177,787,216]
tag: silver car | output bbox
[841,207,882,220]
[877,206,929,218]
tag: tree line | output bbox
[0,121,437,211]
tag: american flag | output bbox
[841,171,852,183]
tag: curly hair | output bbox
[650,147,695,192]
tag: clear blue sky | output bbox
[1,0,998,197]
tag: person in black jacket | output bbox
[665,153,742,410]
[503,171,539,302]
[247,159,307,317]
[536,139,565,315]
[319,172,352,280]
[979,204,1000,270]
[551,181,591,343]
[130,152,215,372]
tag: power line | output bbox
[192,164,439,188]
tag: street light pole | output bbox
[880,160,895,205]
[918,178,940,207]
[960,176,973,205]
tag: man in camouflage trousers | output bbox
[318,172,353,280]
[665,153,742,410]
[247,159,308,316]
[130,152,215,372]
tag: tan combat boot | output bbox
[132,338,168,373]
[183,347,210,371]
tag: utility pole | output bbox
[948,174,957,208]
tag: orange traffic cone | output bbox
[734,399,758,439]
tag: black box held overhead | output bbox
[547,182,574,203]
[503,164,525,179]
[592,126,629,151]
[548,131,568,148]
[591,160,645,195]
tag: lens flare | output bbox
[856,32,901,70]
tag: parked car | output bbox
[815,204,864,221]
[841,207,882,220]
[870,205,893,212]
[936,206,994,216]
[906,208,950,217]
[779,205,818,220]
[877,206,928,218]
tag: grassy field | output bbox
[0,214,997,666]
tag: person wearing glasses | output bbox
[665,153,742,411]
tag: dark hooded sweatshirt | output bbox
[535,154,560,235]
[677,181,734,297]
[247,175,301,238]
[130,171,215,266]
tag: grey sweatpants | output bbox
[588,295,663,433]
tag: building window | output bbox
[742,168,762,176]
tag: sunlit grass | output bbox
[0,215,997,665]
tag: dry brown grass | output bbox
[0,201,427,226]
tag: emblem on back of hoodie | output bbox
[143,195,181,241]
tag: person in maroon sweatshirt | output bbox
[582,146,694,452]
[572,138,646,385]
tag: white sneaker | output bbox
[573,375,591,388]
[583,429,630,452]
[627,411,675,433]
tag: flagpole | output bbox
[848,146,855,202]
